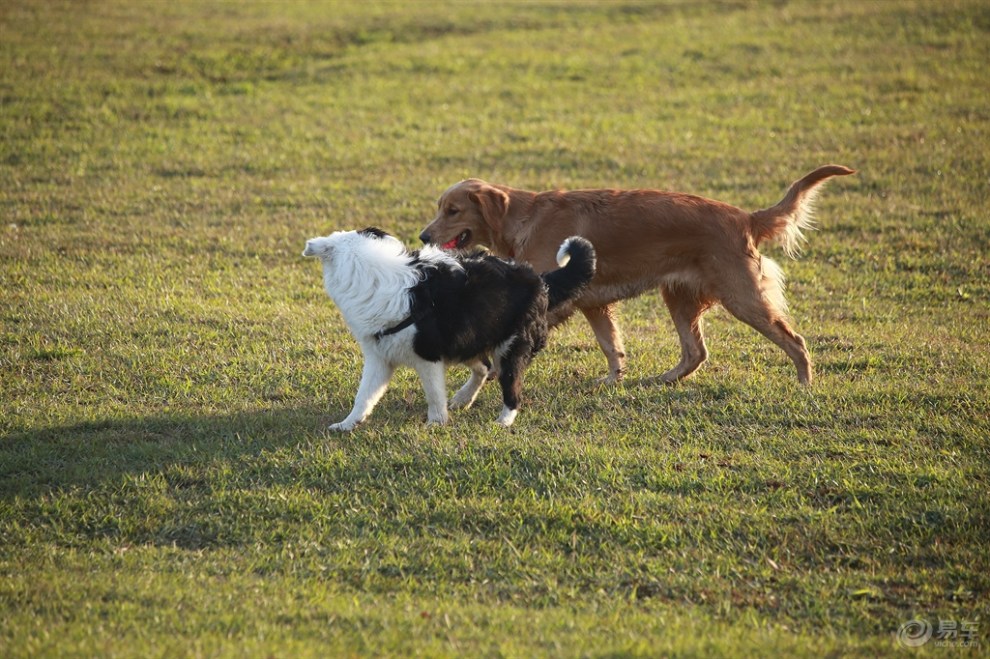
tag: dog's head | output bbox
[302,235,335,259]
[419,179,509,252]
[303,226,397,259]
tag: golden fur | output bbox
[419,165,856,385]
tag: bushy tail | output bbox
[750,165,856,258]
[542,236,596,310]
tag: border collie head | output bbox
[302,235,336,259]
[303,227,420,327]
[302,227,404,263]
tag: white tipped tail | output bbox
[543,237,596,311]
[556,238,574,267]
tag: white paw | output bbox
[495,406,518,427]
[328,420,359,432]
[426,411,450,426]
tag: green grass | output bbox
[2,0,989,656]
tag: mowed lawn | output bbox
[2,0,988,656]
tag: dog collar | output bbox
[373,315,417,341]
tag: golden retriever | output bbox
[419,165,855,386]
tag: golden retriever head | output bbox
[419,178,509,251]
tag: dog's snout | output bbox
[419,231,431,244]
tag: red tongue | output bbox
[442,237,459,250]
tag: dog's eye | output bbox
[447,207,459,215]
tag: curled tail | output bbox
[542,236,596,310]
[750,165,856,258]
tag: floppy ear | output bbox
[469,185,510,232]
[302,237,332,258]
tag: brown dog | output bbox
[419,165,855,385]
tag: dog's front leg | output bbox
[329,355,394,432]
[412,359,449,426]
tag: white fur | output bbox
[304,231,419,339]
[494,333,517,359]
[496,406,518,427]
[303,230,514,431]
[759,256,789,315]
[779,188,820,259]
[555,238,574,267]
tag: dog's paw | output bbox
[328,420,359,432]
[495,406,518,427]
[425,416,449,427]
[595,371,625,388]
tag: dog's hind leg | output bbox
[718,261,813,385]
[659,287,712,383]
[412,359,450,425]
[726,305,812,385]
[580,304,626,385]
[450,359,489,410]
[330,356,395,431]
[494,340,533,427]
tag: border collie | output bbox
[303,227,596,430]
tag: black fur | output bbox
[408,237,596,415]
[358,226,390,240]
[543,238,597,309]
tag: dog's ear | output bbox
[358,226,390,240]
[302,237,332,258]
[469,185,510,232]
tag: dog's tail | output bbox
[750,165,856,258]
[542,236,596,310]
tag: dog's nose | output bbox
[418,231,430,244]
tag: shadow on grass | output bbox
[0,399,600,553]
[0,394,495,552]
[0,404,333,501]
[0,386,507,505]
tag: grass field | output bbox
[2,0,989,656]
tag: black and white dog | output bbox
[303,227,595,430]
